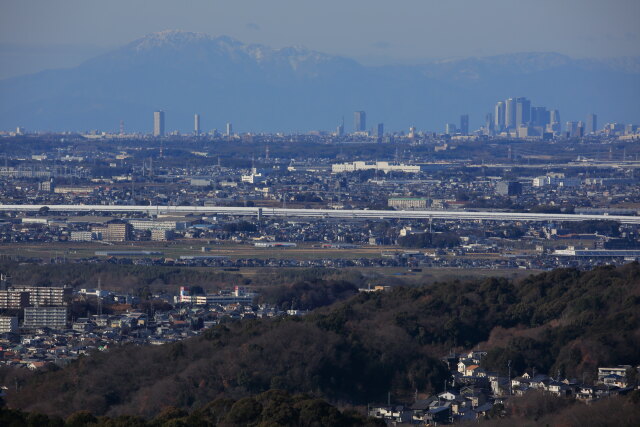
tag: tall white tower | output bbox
[153,111,165,137]
[194,114,200,136]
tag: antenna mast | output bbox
[97,277,103,317]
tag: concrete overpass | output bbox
[2,204,640,224]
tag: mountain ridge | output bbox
[1,30,638,133]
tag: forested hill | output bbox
[3,263,639,418]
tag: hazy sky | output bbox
[1,0,639,78]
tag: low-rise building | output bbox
[92,222,132,241]
[388,197,428,209]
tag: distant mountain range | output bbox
[1,30,638,133]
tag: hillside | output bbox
[1,30,638,132]
[2,263,639,418]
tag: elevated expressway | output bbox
[2,204,640,224]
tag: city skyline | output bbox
[0,30,638,133]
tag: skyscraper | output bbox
[485,113,494,134]
[515,97,531,127]
[226,122,233,137]
[153,111,165,137]
[531,107,549,127]
[549,109,561,133]
[505,98,517,130]
[376,123,384,138]
[494,101,505,131]
[194,114,200,136]
[354,111,366,132]
[586,113,597,134]
[460,114,469,135]
[445,123,457,135]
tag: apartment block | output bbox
[23,306,67,330]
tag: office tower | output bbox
[515,97,531,127]
[531,107,549,127]
[354,111,366,132]
[485,113,494,134]
[445,123,457,135]
[194,114,200,136]
[336,123,344,137]
[566,121,578,137]
[505,98,517,129]
[494,101,505,131]
[226,122,233,136]
[549,109,561,133]
[625,124,636,135]
[153,111,165,137]
[586,113,597,134]
[460,114,469,135]
[496,181,522,196]
[376,123,384,138]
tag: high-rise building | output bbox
[586,113,597,134]
[566,121,579,137]
[531,107,550,127]
[445,123,457,135]
[494,101,505,131]
[515,97,531,127]
[376,123,384,138]
[460,114,469,135]
[549,109,561,133]
[153,111,165,137]
[485,113,494,134]
[194,114,200,136]
[336,123,344,137]
[354,111,366,132]
[226,122,233,136]
[505,98,517,130]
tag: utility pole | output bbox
[508,360,512,396]
[98,277,103,317]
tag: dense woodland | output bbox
[1,263,639,422]
[2,391,639,427]
[0,390,383,427]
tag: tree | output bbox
[65,411,97,427]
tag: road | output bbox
[2,204,640,223]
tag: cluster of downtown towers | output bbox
[489,97,597,137]
[151,100,596,137]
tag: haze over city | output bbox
[1,1,639,133]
